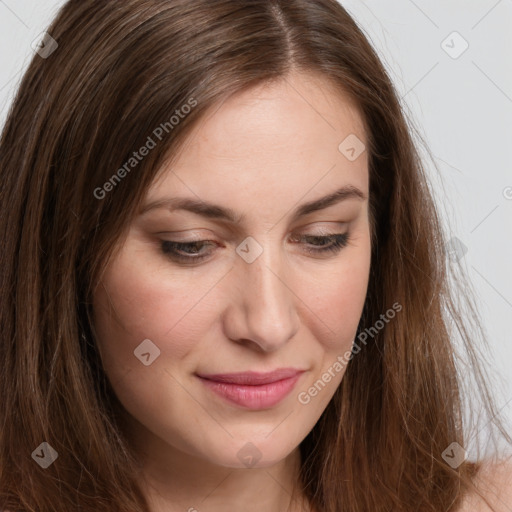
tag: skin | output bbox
[92,70,372,512]
[458,459,512,512]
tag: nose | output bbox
[222,240,300,352]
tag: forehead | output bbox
[147,71,368,210]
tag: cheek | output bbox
[294,249,370,407]
[302,239,371,352]
[91,247,216,375]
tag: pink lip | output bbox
[196,368,305,409]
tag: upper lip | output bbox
[196,368,304,385]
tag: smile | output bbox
[195,368,305,410]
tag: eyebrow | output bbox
[139,185,366,224]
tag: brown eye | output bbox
[160,240,216,263]
[290,233,350,254]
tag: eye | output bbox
[160,240,216,263]
[289,233,350,255]
[160,232,351,264]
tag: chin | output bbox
[203,436,298,470]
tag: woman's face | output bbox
[92,71,371,471]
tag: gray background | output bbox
[1,1,511,445]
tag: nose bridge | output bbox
[234,236,298,350]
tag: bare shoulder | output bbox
[457,458,512,512]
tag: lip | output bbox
[196,368,305,410]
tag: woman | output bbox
[0,1,510,511]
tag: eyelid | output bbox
[156,221,349,237]
[299,222,349,233]
[155,230,215,241]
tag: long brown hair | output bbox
[1,1,510,511]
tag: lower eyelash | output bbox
[160,233,350,263]
[299,233,350,254]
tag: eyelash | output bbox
[160,233,350,264]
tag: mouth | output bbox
[195,368,305,410]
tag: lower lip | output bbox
[197,373,303,410]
